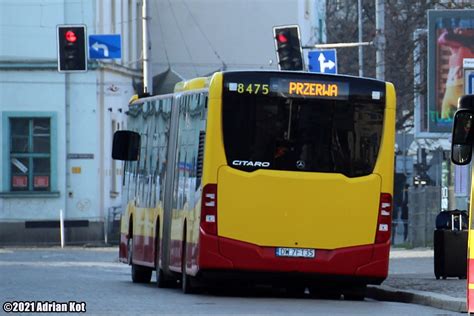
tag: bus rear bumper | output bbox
[198,233,389,285]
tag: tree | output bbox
[325,0,473,131]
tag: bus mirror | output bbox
[112,130,140,161]
[451,111,474,165]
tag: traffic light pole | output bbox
[375,0,385,81]
[142,0,152,95]
[358,0,364,77]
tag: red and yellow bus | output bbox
[112,70,396,298]
[450,95,474,312]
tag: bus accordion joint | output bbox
[375,193,392,244]
[201,184,218,235]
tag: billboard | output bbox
[427,10,474,133]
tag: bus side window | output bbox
[196,131,205,190]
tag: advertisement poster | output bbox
[428,10,474,133]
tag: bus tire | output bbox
[155,232,175,288]
[157,268,175,288]
[309,286,341,300]
[181,242,197,294]
[342,285,366,301]
[285,283,306,297]
[129,237,152,283]
[127,238,133,265]
[132,264,152,283]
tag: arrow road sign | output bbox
[308,49,337,74]
[318,53,336,73]
[468,72,474,95]
[89,34,121,59]
[92,42,109,57]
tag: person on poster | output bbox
[438,26,474,120]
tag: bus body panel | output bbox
[167,91,209,274]
[217,167,381,249]
[119,202,163,268]
[197,233,389,281]
[202,73,227,186]
[372,83,396,195]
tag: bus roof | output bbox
[174,77,211,92]
[128,70,391,105]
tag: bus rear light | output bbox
[375,193,392,244]
[201,184,218,235]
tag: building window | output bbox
[1,112,57,196]
[9,118,51,192]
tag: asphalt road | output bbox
[0,247,461,315]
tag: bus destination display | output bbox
[226,78,349,100]
[272,78,349,100]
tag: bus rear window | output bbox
[222,73,386,177]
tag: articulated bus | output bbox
[112,70,396,298]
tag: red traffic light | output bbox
[58,25,87,72]
[277,33,288,43]
[273,25,303,71]
[65,30,77,43]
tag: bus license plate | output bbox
[275,248,315,258]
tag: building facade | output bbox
[0,0,142,245]
[0,0,327,245]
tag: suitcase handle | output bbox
[451,213,463,230]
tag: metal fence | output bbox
[104,206,122,245]
[406,186,441,247]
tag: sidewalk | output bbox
[367,248,467,313]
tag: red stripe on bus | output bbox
[168,239,199,275]
[120,232,389,279]
[119,233,128,263]
[469,258,474,312]
[469,257,474,277]
[119,234,156,267]
[198,231,389,278]
[469,289,474,313]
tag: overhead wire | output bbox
[151,0,170,68]
[181,0,227,71]
[166,0,198,76]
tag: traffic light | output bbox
[273,25,304,71]
[57,25,87,72]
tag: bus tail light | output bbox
[201,184,217,235]
[375,193,392,244]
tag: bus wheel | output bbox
[132,264,152,283]
[157,268,175,288]
[127,238,133,265]
[181,244,197,294]
[342,285,367,301]
[285,283,306,297]
[129,238,152,283]
[309,286,341,300]
[155,236,175,288]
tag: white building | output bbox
[0,0,142,245]
[0,0,326,245]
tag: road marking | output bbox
[0,261,126,268]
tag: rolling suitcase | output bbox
[434,210,468,280]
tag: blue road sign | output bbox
[89,34,121,59]
[308,50,337,74]
[469,72,474,94]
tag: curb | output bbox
[367,285,466,313]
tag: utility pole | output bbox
[358,0,364,77]
[142,0,151,95]
[375,0,385,80]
